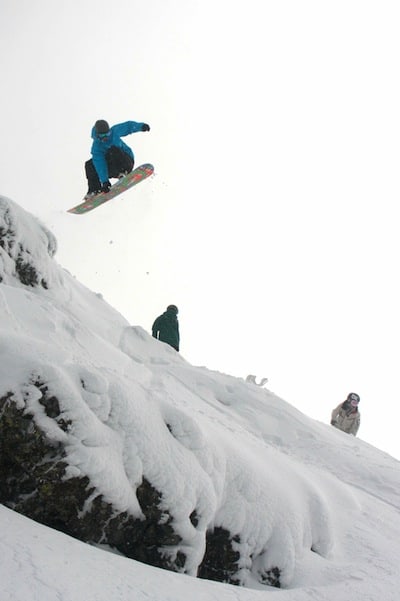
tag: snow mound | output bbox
[1,197,400,594]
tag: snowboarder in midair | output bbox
[331,392,361,436]
[84,119,150,199]
[152,305,180,351]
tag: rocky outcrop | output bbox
[0,384,186,573]
[0,198,57,287]
[198,527,241,584]
[1,383,269,583]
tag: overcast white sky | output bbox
[1,0,400,459]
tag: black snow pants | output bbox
[85,146,134,193]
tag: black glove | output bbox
[141,123,150,132]
[101,180,111,193]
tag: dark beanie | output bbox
[95,120,110,134]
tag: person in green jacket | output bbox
[152,305,180,351]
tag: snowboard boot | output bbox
[83,190,101,200]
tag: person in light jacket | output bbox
[152,305,180,351]
[331,392,361,436]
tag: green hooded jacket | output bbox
[152,307,180,351]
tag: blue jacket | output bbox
[90,121,146,183]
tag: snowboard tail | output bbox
[68,163,154,214]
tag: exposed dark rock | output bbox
[198,526,241,585]
[31,378,70,431]
[0,391,67,506]
[0,380,283,588]
[259,566,281,588]
[0,202,51,288]
[0,207,15,252]
[189,509,199,527]
[15,251,39,286]
[0,388,186,574]
[13,248,48,288]
[106,478,184,570]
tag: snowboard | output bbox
[68,163,154,215]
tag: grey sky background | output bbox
[1,0,400,458]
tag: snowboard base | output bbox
[68,163,154,214]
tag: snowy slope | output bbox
[1,196,400,601]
